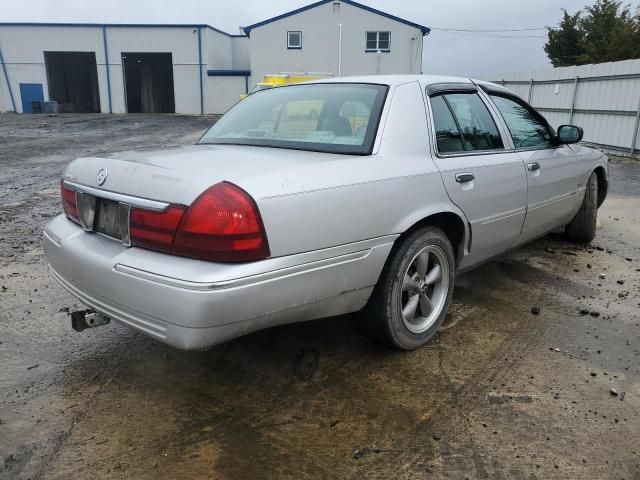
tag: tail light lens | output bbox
[173,182,270,262]
[61,180,79,223]
[61,179,268,263]
[130,206,186,253]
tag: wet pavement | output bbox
[1,114,639,479]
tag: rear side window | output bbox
[430,93,504,154]
[431,96,464,153]
[489,95,553,149]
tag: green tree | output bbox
[545,0,640,67]
[544,10,586,67]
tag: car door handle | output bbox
[455,173,475,183]
[527,162,541,172]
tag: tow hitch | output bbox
[70,309,111,332]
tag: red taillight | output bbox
[61,180,79,222]
[129,205,187,253]
[172,182,269,262]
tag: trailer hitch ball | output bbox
[71,309,111,332]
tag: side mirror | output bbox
[557,125,584,145]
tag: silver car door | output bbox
[425,85,528,269]
[485,91,580,239]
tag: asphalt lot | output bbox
[1,113,639,480]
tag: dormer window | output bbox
[365,31,390,52]
[287,31,302,49]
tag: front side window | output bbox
[489,95,553,149]
[287,31,302,49]
[198,83,388,155]
[430,92,504,154]
[366,31,390,52]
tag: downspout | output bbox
[244,74,248,94]
[102,26,113,113]
[197,27,204,115]
[0,47,17,112]
[410,36,415,73]
[420,30,428,74]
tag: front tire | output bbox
[564,172,597,244]
[361,227,455,350]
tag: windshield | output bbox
[199,83,388,155]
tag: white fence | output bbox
[485,59,640,157]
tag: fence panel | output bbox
[486,59,640,156]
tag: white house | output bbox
[243,0,429,87]
[0,0,429,114]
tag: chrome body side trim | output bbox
[63,180,171,212]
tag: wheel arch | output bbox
[593,166,607,207]
[394,209,469,267]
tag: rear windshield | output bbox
[198,83,388,155]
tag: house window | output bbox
[287,31,302,49]
[366,31,390,52]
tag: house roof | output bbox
[243,0,430,36]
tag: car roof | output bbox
[304,74,505,91]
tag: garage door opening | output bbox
[122,53,175,113]
[44,52,101,113]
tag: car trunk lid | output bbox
[63,144,324,206]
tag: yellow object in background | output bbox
[240,73,330,99]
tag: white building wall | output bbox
[0,3,427,116]
[0,71,9,112]
[201,30,249,113]
[231,37,250,70]
[204,76,244,114]
[247,1,423,87]
[0,26,104,113]
[204,28,233,68]
[106,26,201,114]
[0,24,246,114]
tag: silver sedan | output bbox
[43,75,609,350]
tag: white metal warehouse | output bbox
[0,0,430,114]
[0,23,250,115]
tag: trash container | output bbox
[44,101,59,114]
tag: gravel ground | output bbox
[1,113,639,480]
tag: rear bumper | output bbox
[43,214,395,349]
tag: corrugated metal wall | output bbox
[0,24,249,114]
[231,37,250,70]
[486,59,640,155]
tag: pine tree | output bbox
[545,10,586,67]
[545,0,640,66]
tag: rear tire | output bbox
[564,172,597,244]
[360,227,455,350]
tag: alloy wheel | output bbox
[399,245,450,334]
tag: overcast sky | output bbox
[2,0,639,77]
